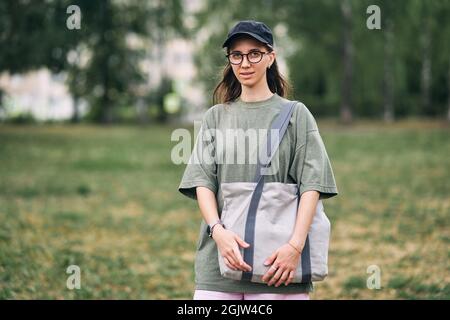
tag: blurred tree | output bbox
[285,0,344,117]
[146,0,185,124]
[146,76,173,123]
[340,0,354,124]
[75,0,148,123]
[193,0,450,121]
[70,0,185,123]
[0,0,185,123]
[1,0,449,122]
[401,0,449,118]
[374,0,408,122]
[0,0,76,74]
[432,0,450,122]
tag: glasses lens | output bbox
[229,53,242,64]
[248,51,263,63]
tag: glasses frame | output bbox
[226,50,271,65]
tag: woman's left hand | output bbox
[261,243,302,287]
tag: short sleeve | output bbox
[289,104,338,200]
[178,110,218,200]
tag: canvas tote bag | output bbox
[217,101,331,283]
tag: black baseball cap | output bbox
[222,20,274,49]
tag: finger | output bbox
[262,264,278,283]
[262,264,277,282]
[223,250,239,270]
[229,238,248,270]
[264,251,278,266]
[223,247,238,267]
[275,269,290,287]
[225,247,241,268]
[268,267,284,286]
[235,236,250,248]
[226,254,241,270]
[224,257,233,270]
[233,247,252,271]
[285,270,295,286]
[223,257,237,271]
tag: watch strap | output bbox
[207,219,224,237]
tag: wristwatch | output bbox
[207,219,225,238]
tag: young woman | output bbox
[178,20,338,300]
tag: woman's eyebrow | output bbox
[230,48,261,53]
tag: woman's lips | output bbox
[240,72,254,78]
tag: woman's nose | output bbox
[241,55,251,67]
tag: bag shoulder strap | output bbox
[253,100,297,182]
[242,100,298,281]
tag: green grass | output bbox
[0,119,449,299]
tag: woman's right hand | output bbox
[212,225,252,272]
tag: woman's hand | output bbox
[212,225,252,272]
[261,243,301,287]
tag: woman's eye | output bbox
[231,53,241,59]
[250,52,260,58]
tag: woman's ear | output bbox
[268,51,276,68]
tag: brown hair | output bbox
[213,45,292,105]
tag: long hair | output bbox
[213,46,292,105]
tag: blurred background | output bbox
[0,0,448,299]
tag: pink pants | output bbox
[193,289,310,300]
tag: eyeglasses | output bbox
[226,50,270,65]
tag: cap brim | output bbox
[222,32,272,49]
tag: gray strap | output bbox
[253,101,296,182]
[300,235,312,283]
[242,100,297,281]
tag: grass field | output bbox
[0,119,449,299]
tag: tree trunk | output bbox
[101,85,112,124]
[136,98,149,124]
[100,0,113,124]
[421,18,432,116]
[71,96,80,123]
[155,0,168,124]
[383,18,395,122]
[447,56,450,122]
[340,0,353,124]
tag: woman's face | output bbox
[228,36,275,88]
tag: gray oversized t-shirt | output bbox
[178,93,338,293]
